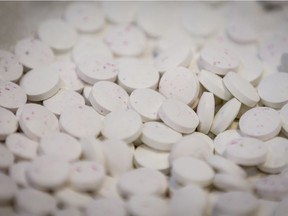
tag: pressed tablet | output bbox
[85,198,127,216]
[213,173,252,192]
[0,144,15,170]
[0,50,23,82]
[60,105,102,138]
[210,98,241,135]
[239,107,282,141]
[0,107,18,140]
[64,2,104,33]
[82,85,92,105]
[43,89,85,115]
[223,71,260,107]
[140,121,182,151]
[104,24,147,56]
[101,109,142,143]
[14,37,54,69]
[280,103,288,136]
[159,67,199,105]
[9,161,30,187]
[89,81,129,116]
[257,73,288,109]
[94,176,121,199]
[197,92,215,134]
[0,173,17,204]
[158,99,199,134]
[37,19,78,51]
[129,88,165,122]
[79,137,105,165]
[20,65,61,101]
[18,104,59,141]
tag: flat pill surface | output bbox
[0,107,18,141]
[0,50,23,82]
[197,92,215,134]
[0,145,15,169]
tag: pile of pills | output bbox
[0,1,288,216]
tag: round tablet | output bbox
[85,198,127,216]
[140,121,182,151]
[198,70,232,101]
[14,37,54,69]
[64,2,104,33]
[0,80,27,112]
[20,65,61,101]
[18,104,59,141]
[5,133,38,160]
[213,191,259,216]
[211,98,241,135]
[134,145,170,174]
[239,107,282,141]
[89,81,129,116]
[280,103,288,136]
[129,88,165,122]
[224,137,268,166]
[0,144,15,170]
[199,44,240,75]
[159,67,199,105]
[59,105,102,138]
[9,161,30,187]
[26,155,70,190]
[15,188,57,216]
[154,45,192,74]
[101,109,142,143]
[213,173,252,192]
[0,50,23,82]
[0,173,17,204]
[82,85,92,105]
[117,167,167,198]
[39,132,82,162]
[104,24,147,56]
[196,92,215,134]
[76,54,118,85]
[257,73,288,109]
[158,99,199,134]
[43,89,85,115]
[0,107,18,141]
[223,71,260,107]
[94,176,121,199]
[79,137,105,165]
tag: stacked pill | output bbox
[0,1,288,216]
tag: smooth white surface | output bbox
[0,50,23,82]
[0,173,17,204]
[85,198,127,216]
[0,107,18,140]
[0,144,14,169]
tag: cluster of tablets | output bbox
[0,1,288,216]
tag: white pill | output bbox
[82,85,92,105]
[117,167,167,198]
[170,185,208,216]
[85,198,127,216]
[126,195,169,216]
[197,92,215,134]
[26,155,70,190]
[223,72,260,107]
[198,70,232,101]
[134,145,170,174]
[154,45,192,74]
[9,161,30,187]
[15,188,57,216]
[239,107,282,141]
[104,24,147,57]
[206,155,247,178]
[43,89,85,115]
[76,55,118,85]
[0,107,18,141]
[213,191,259,216]
[213,173,252,192]
[95,176,121,199]
[79,137,105,165]
[59,105,102,138]
[257,72,288,109]
[0,144,15,170]
[19,104,59,141]
[0,80,27,112]
[20,65,61,101]
[280,103,288,136]
[54,187,93,209]
[102,109,142,143]
[224,137,267,166]
[0,173,17,204]
[159,99,199,134]
[39,132,82,162]
[169,132,214,162]
[0,50,23,82]
[256,199,278,216]
[6,133,38,160]
[14,38,54,69]
[64,2,104,33]
[199,44,240,75]
[140,121,182,151]
[89,81,129,116]
[101,139,133,177]
[211,98,241,135]
[129,88,165,122]
[37,19,78,51]
[54,208,82,216]
[69,160,105,192]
